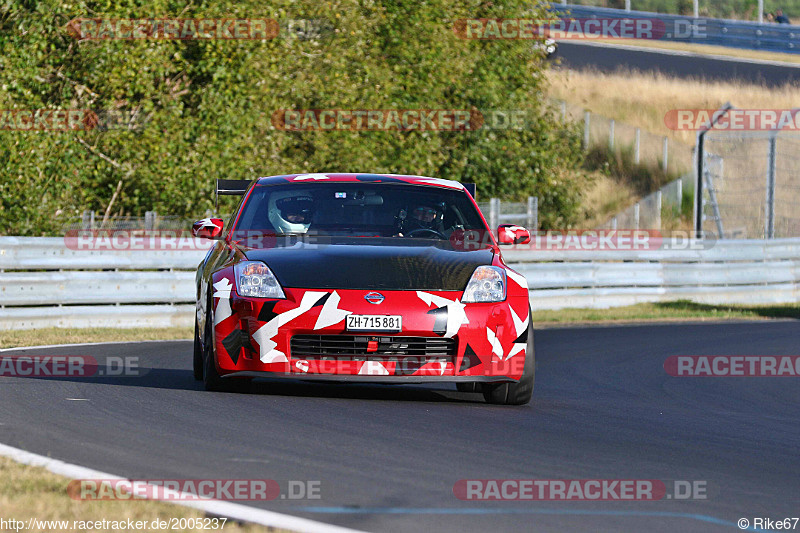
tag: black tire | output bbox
[202,291,227,392]
[482,315,535,406]
[193,319,203,381]
[456,382,479,393]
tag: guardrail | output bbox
[507,237,800,309]
[549,4,800,54]
[0,237,209,330]
[0,237,797,329]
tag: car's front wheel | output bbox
[202,288,250,393]
[482,318,535,405]
[193,319,203,381]
[202,290,228,391]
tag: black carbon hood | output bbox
[241,238,494,291]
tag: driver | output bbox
[400,202,445,236]
[268,191,315,234]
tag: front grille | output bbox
[291,335,456,357]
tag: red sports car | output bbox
[192,173,534,405]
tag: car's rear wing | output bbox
[463,183,476,199]
[215,179,252,210]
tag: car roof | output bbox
[254,173,465,190]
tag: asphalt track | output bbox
[555,41,800,86]
[1,320,799,532]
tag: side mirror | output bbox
[497,224,531,245]
[192,218,224,240]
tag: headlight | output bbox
[234,261,285,298]
[462,266,506,303]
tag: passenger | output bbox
[396,203,446,236]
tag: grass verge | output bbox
[0,456,286,533]
[0,327,193,350]
[534,300,800,324]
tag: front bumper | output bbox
[210,282,530,382]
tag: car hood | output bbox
[240,238,494,291]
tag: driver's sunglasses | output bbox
[413,207,437,216]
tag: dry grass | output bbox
[546,67,800,146]
[0,327,193,349]
[577,170,637,227]
[0,456,281,533]
[534,300,800,324]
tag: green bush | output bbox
[0,0,587,235]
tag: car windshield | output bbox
[234,183,487,239]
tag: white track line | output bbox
[1,339,364,531]
[0,441,365,533]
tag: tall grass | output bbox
[547,68,800,146]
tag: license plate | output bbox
[346,314,402,332]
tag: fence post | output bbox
[145,211,155,230]
[526,196,538,230]
[625,0,631,10]
[634,128,640,165]
[82,210,95,230]
[583,111,590,151]
[489,198,500,230]
[662,136,669,173]
[609,119,615,151]
[634,203,640,230]
[765,133,777,239]
[694,138,703,237]
[611,216,617,230]
[560,101,566,121]
[655,190,662,230]
[677,176,683,207]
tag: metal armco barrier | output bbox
[506,237,800,309]
[0,237,798,329]
[549,4,800,54]
[0,236,209,330]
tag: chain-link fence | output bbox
[477,197,538,229]
[700,129,800,239]
[62,211,197,232]
[600,174,693,230]
[553,99,694,178]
